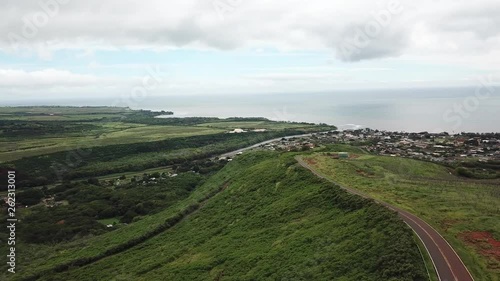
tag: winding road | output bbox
[295,156,475,281]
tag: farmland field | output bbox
[0,107,335,188]
[0,123,224,162]
[302,152,500,281]
[0,106,130,115]
[196,121,318,130]
[0,107,332,163]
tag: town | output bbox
[253,128,500,164]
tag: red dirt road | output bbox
[296,156,475,281]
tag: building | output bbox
[229,129,247,134]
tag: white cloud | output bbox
[1,0,499,99]
[0,68,116,88]
[0,0,499,63]
[243,73,346,81]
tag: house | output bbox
[229,129,247,134]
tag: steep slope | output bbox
[29,152,427,281]
[305,152,500,281]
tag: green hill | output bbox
[16,152,427,281]
[305,152,500,281]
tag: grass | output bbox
[0,120,332,163]
[196,121,319,130]
[0,123,224,162]
[0,114,124,121]
[0,106,130,115]
[304,151,500,281]
[413,233,439,281]
[97,218,120,226]
[7,152,427,281]
[0,107,334,163]
[2,168,225,280]
[95,166,173,181]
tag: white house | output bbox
[229,129,247,134]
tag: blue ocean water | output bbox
[3,87,499,133]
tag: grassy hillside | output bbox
[305,152,500,281]
[13,152,427,281]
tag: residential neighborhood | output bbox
[253,129,500,164]
[324,129,499,163]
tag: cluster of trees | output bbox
[456,160,500,179]
[3,129,317,187]
[0,108,171,139]
[21,180,227,281]
[17,188,45,206]
[17,172,204,244]
[0,120,100,137]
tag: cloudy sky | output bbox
[1,0,499,101]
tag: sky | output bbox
[1,0,500,101]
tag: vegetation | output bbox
[4,152,427,281]
[0,106,335,187]
[3,106,432,280]
[304,152,500,281]
[0,122,224,162]
[0,107,333,163]
[455,160,500,179]
[14,173,204,244]
[2,129,326,188]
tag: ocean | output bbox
[3,87,499,133]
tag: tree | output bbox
[87,178,100,186]
[120,210,138,224]
[18,189,44,206]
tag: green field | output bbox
[0,106,130,115]
[303,152,500,281]
[6,152,427,281]
[0,114,125,121]
[1,107,335,188]
[0,108,334,163]
[97,217,120,226]
[196,120,317,130]
[0,123,224,162]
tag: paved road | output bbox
[219,132,318,158]
[296,156,475,281]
